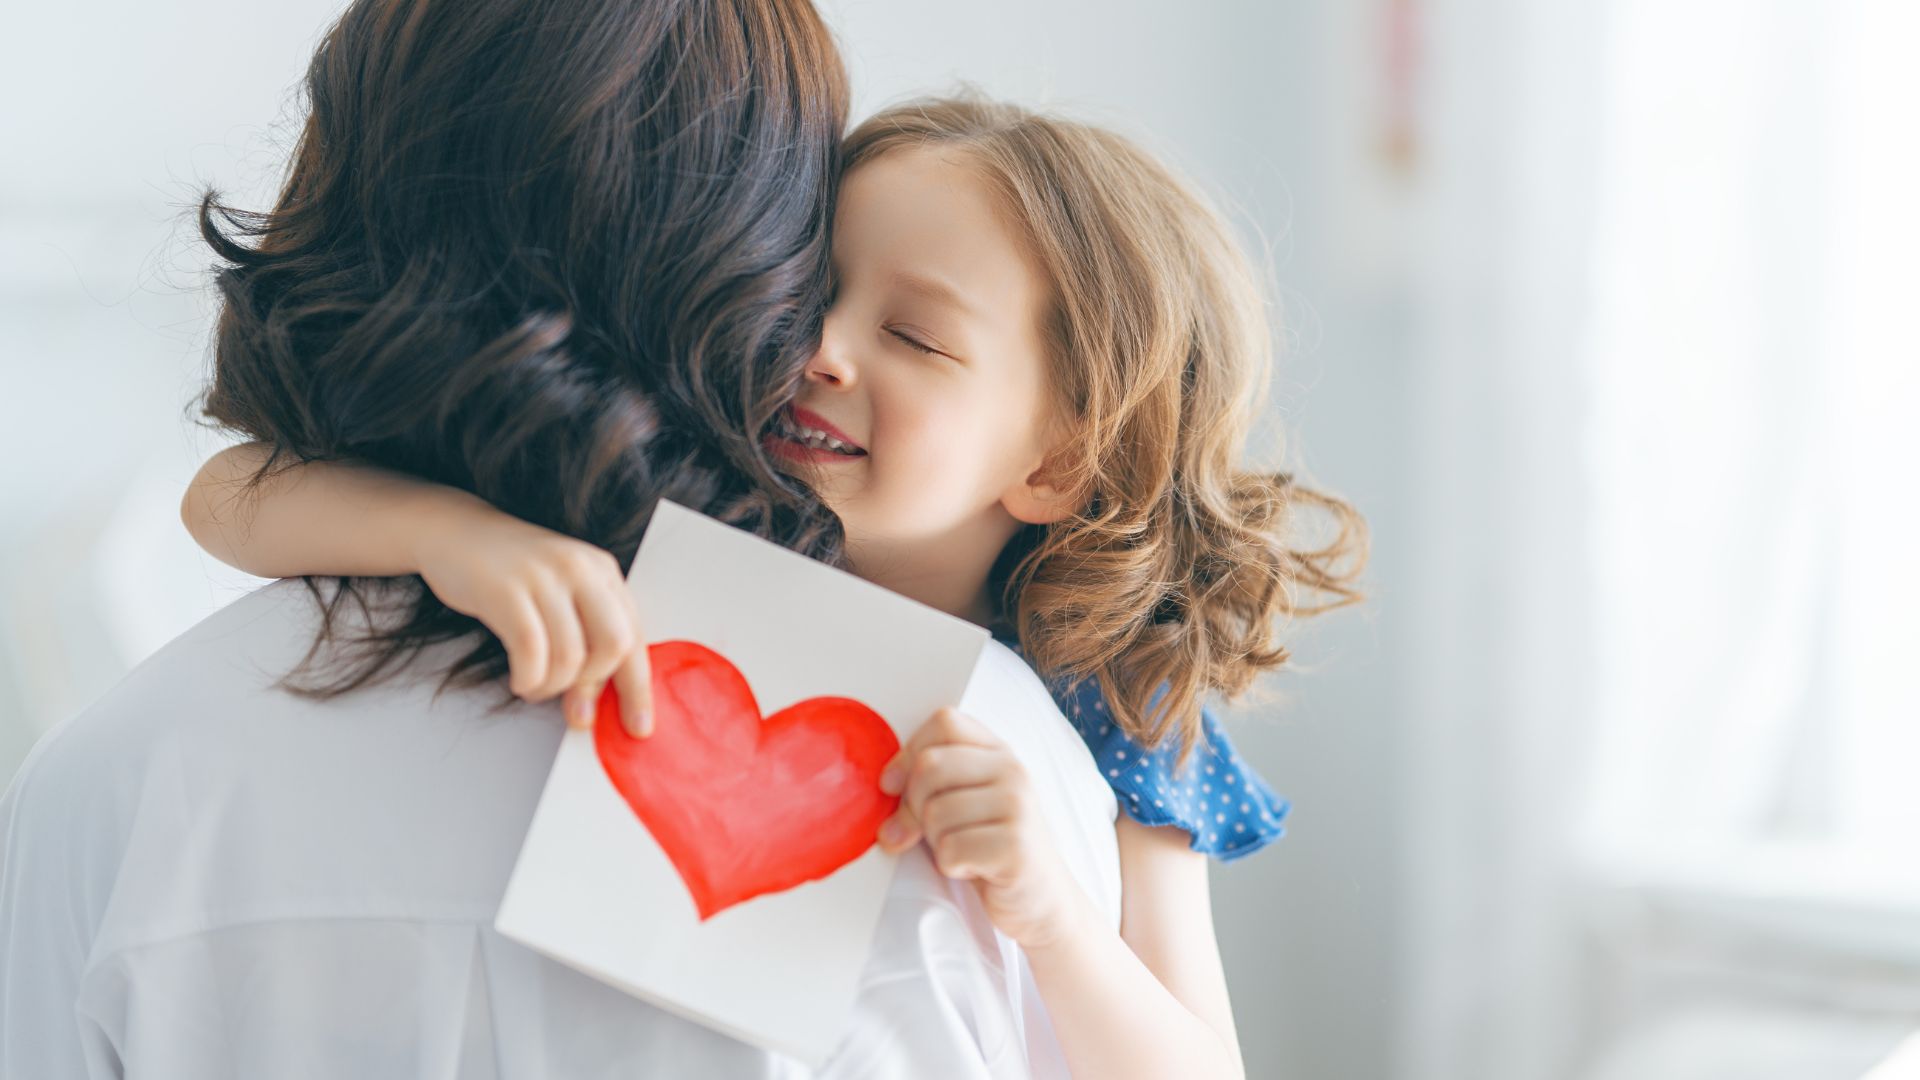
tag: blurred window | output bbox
[1581,0,1920,920]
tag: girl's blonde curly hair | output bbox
[844,95,1369,772]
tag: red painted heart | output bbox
[593,640,901,920]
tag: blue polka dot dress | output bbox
[995,631,1290,862]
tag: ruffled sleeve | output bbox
[1056,678,1290,862]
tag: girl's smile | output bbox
[765,404,869,464]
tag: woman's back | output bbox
[0,578,1118,1078]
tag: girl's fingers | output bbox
[879,709,1002,792]
[610,646,653,739]
[561,684,596,730]
[571,584,636,685]
[879,760,1009,856]
[500,591,551,701]
[569,585,638,728]
[898,744,1006,820]
[917,785,1011,848]
[928,821,1006,880]
[919,707,1000,749]
[882,776,1010,854]
[875,716,1026,858]
[528,583,586,700]
[878,806,921,852]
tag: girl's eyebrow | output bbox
[891,270,979,318]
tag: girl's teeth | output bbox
[778,415,860,454]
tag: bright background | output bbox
[3,2,1917,1077]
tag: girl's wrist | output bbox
[1017,868,1104,957]
[404,483,494,574]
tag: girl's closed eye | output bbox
[886,325,952,359]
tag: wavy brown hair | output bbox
[195,0,850,703]
[845,96,1369,771]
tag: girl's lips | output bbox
[787,405,864,451]
[763,433,867,465]
[764,404,868,465]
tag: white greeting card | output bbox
[494,499,989,1065]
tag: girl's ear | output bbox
[1001,453,1083,526]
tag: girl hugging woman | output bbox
[185,93,1366,1078]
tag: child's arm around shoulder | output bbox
[182,442,478,580]
[179,442,654,734]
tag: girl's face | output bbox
[768,148,1073,568]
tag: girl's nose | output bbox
[803,332,857,389]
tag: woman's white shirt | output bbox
[0,578,1119,1079]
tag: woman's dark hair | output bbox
[195,0,850,701]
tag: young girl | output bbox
[184,95,1365,1077]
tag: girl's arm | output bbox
[877,711,1247,1080]
[183,442,472,579]
[180,442,653,734]
[1025,817,1247,1080]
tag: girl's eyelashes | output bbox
[885,326,945,357]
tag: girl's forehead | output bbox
[840,149,1004,242]
[835,149,1043,297]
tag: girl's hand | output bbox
[875,708,1086,950]
[411,497,652,736]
